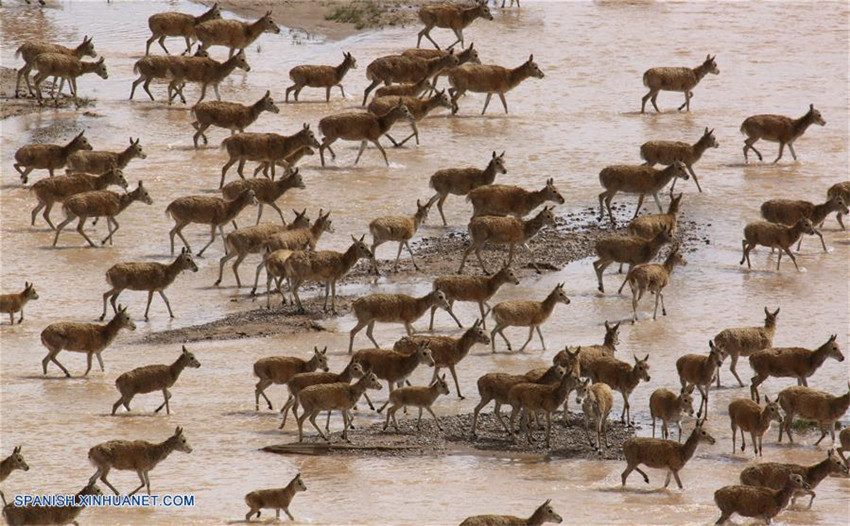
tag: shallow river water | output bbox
[1,1,848,524]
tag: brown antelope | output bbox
[640,128,719,192]
[777,384,850,445]
[370,197,435,272]
[191,91,279,147]
[195,10,280,57]
[459,500,562,526]
[430,151,507,225]
[40,305,136,377]
[556,321,621,381]
[252,146,315,179]
[279,359,365,430]
[626,245,688,322]
[393,320,490,398]
[714,474,809,526]
[165,50,251,104]
[0,446,29,487]
[15,36,96,97]
[0,283,39,325]
[318,101,414,166]
[165,189,258,256]
[488,283,570,353]
[676,340,727,419]
[714,307,780,388]
[760,195,847,252]
[244,473,306,522]
[112,346,201,415]
[592,227,673,294]
[641,54,719,113]
[741,104,826,163]
[14,130,92,183]
[348,290,453,353]
[403,43,481,90]
[355,343,439,407]
[221,168,305,226]
[740,218,817,271]
[458,206,557,274]
[416,0,493,50]
[31,168,128,228]
[361,52,459,105]
[429,265,519,330]
[468,179,564,218]
[129,47,210,103]
[220,124,321,186]
[87,427,192,496]
[621,420,716,489]
[100,247,198,321]
[598,161,689,224]
[52,181,153,247]
[590,354,651,425]
[827,181,850,229]
[740,449,849,509]
[368,90,453,146]
[447,55,545,115]
[749,334,844,402]
[145,3,221,55]
[627,192,683,241]
[383,374,451,432]
[286,52,357,102]
[253,346,329,411]
[839,427,850,461]
[507,371,586,447]
[649,386,695,442]
[728,397,782,457]
[66,137,146,175]
[32,55,108,106]
[1,482,101,526]
[582,382,614,454]
[296,371,383,442]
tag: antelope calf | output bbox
[489,282,570,353]
[353,342,435,409]
[468,178,564,218]
[640,128,719,192]
[221,169,305,226]
[429,151,506,225]
[284,235,374,314]
[827,181,850,229]
[166,188,258,256]
[0,446,29,487]
[245,473,306,522]
[279,359,365,429]
[740,449,849,509]
[112,346,201,415]
[393,320,490,398]
[741,104,826,163]
[417,0,493,50]
[592,227,673,293]
[375,77,433,99]
[31,167,128,228]
[447,55,545,115]
[675,340,727,418]
[714,473,809,526]
[368,90,453,146]
[14,130,92,183]
[253,346,329,410]
[220,124,320,186]
[166,50,251,104]
[362,52,459,105]
[460,499,562,526]
[598,161,689,224]
[297,371,383,442]
[318,101,414,166]
[649,386,695,442]
[384,374,450,432]
[196,10,280,56]
[583,382,614,453]
[40,305,136,377]
[777,384,850,445]
[626,245,688,322]
[67,137,146,175]
[590,354,651,425]
[714,307,780,388]
[749,334,844,402]
[286,52,357,102]
[430,265,519,330]
[641,54,719,113]
[348,290,453,353]
[508,371,586,447]
[191,91,279,147]
[458,206,556,274]
[761,195,847,252]
[31,54,107,106]
[145,3,221,55]
[52,181,153,247]
[627,192,683,240]
[728,397,782,457]
[253,146,315,179]
[1,482,101,526]
[15,36,96,97]
[370,197,434,272]
[101,247,198,321]
[88,427,192,496]
[621,421,716,489]
[0,282,39,325]
[741,217,818,271]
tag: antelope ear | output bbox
[351,234,357,243]
[764,395,771,404]
[492,151,496,158]
[528,54,534,62]
[265,90,270,98]
[500,151,505,157]
[604,320,611,330]
[706,54,711,60]
[809,103,814,110]
[76,130,85,139]
[182,345,188,353]
[359,234,366,242]
[773,307,780,316]
[543,499,552,506]
[303,123,309,129]
[98,57,105,64]
[614,322,621,329]
[643,354,649,362]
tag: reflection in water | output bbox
[1,1,848,524]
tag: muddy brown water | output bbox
[1,1,848,524]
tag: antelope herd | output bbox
[3,1,848,525]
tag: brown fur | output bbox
[286,52,357,102]
[348,290,452,353]
[641,55,719,113]
[362,53,459,105]
[430,151,506,225]
[67,137,146,174]
[675,340,726,419]
[593,226,673,293]
[760,195,847,252]
[625,245,687,322]
[0,283,39,325]
[52,182,153,247]
[714,307,779,388]
[221,169,305,225]
[165,50,251,104]
[220,124,320,186]
[417,1,493,50]
[827,181,850,229]
[319,101,414,166]
[195,11,280,56]
[590,354,651,424]
[728,397,782,457]
[404,43,482,89]
[251,146,315,179]
[2,483,101,526]
[255,210,334,293]
[429,264,519,330]
[627,192,683,239]
[649,386,695,442]
[296,372,383,441]
[129,48,209,102]
[621,421,716,489]
[741,104,826,163]
[555,321,620,381]
[0,446,29,485]
[583,382,615,453]
[244,473,306,522]
[507,372,586,447]
[447,55,545,115]
[353,341,436,403]
[15,36,96,97]
[640,128,719,192]
[40,305,136,377]
[367,90,453,146]
[749,335,844,402]
[383,374,451,432]
[598,162,689,224]
[468,178,563,218]
[253,346,329,410]
[31,167,127,228]
[374,76,433,98]
[489,283,570,353]
[279,360,365,430]
[777,384,850,445]
[740,450,848,509]
[713,474,808,525]
[165,188,258,256]
[145,3,221,55]
[112,346,201,415]
[741,218,817,271]
[31,54,107,106]
[14,131,92,183]
[370,198,434,272]
[191,91,279,147]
